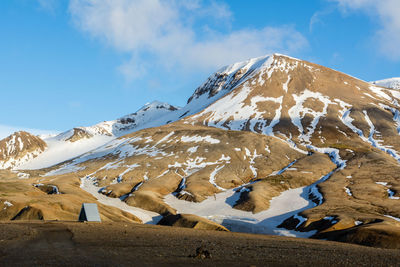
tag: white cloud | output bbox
[0,124,57,140]
[332,0,400,60]
[68,0,308,80]
[309,7,335,32]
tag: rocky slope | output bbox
[1,54,400,248]
[46,123,312,215]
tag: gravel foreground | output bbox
[0,221,399,266]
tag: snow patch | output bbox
[384,215,400,222]
[344,187,352,196]
[181,135,220,144]
[288,90,333,144]
[164,186,316,238]
[209,165,226,191]
[3,201,13,207]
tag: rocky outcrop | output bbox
[65,128,94,142]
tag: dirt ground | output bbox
[0,221,399,266]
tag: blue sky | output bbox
[1,0,399,137]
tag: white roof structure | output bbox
[78,203,101,222]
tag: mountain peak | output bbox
[126,101,179,115]
[216,54,272,75]
[187,54,273,104]
[0,131,47,169]
[186,53,300,105]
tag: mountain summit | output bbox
[0,131,46,169]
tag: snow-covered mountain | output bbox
[0,131,47,169]
[2,54,400,248]
[56,101,180,141]
[371,78,400,90]
[0,101,180,170]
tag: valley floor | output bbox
[0,221,399,266]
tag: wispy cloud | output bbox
[331,0,400,60]
[68,0,308,81]
[37,0,59,14]
[309,7,335,32]
[67,101,82,109]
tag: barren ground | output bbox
[0,221,399,266]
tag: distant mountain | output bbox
[56,101,180,141]
[371,77,400,90]
[0,131,46,169]
[0,101,180,170]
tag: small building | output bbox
[78,203,101,222]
